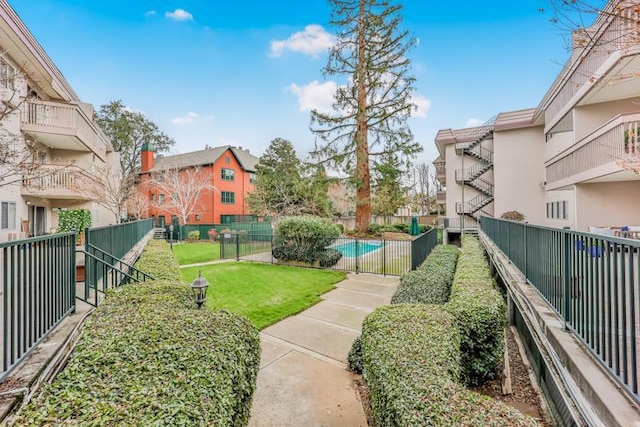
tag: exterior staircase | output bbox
[153,228,166,239]
[455,117,496,223]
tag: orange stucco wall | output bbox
[139,148,254,224]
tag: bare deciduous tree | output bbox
[125,188,150,220]
[149,164,215,224]
[81,162,129,222]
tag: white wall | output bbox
[493,126,546,225]
[575,181,640,231]
[574,98,639,142]
[543,188,575,229]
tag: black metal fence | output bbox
[481,217,639,404]
[1,233,76,381]
[220,228,438,276]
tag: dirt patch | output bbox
[352,327,552,426]
[380,232,414,241]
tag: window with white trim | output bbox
[1,201,16,230]
[221,168,235,181]
[0,57,16,90]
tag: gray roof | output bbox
[152,145,259,172]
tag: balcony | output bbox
[546,113,640,188]
[436,165,446,183]
[436,190,446,205]
[20,99,109,160]
[541,5,640,129]
[21,164,92,200]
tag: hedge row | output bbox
[445,235,506,386]
[12,241,261,426]
[390,244,458,305]
[272,216,342,265]
[361,304,536,426]
[135,239,182,281]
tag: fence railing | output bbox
[86,219,154,260]
[220,228,437,276]
[177,221,272,241]
[481,217,639,404]
[1,233,76,381]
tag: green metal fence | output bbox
[220,228,438,276]
[86,219,154,260]
[481,217,639,404]
[1,233,76,381]
[177,221,272,242]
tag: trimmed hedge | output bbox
[361,304,537,426]
[272,216,340,263]
[390,244,458,305]
[318,248,343,267]
[12,241,261,426]
[135,239,182,281]
[445,235,506,386]
[347,335,364,374]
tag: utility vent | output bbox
[539,181,547,188]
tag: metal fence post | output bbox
[524,222,528,279]
[236,233,240,261]
[355,238,359,274]
[383,239,386,276]
[70,233,76,313]
[563,230,571,330]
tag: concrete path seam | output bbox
[259,348,293,371]
[259,333,347,369]
[297,314,362,335]
[332,286,395,298]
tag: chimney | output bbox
[141,142,155,172]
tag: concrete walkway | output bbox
[248,273,398,427]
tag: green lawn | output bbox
[181,263,345,329]
[172,242,220,265]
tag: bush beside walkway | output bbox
[11,241,260,426]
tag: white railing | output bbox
[22,164,82,193]
[546,113,640,183]
[544,6,639,125]
[436,191,446,204]
[20,99,109,157]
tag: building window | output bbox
[546,202,551,219]
[1,201,16,230]
[150,194,155,202]
[225,156,230,164]
[0,57,16,90]
[221,191,235,204]
[195,214,201,221]
[159,194,165,205]
[562,201,568,220]
[221,168,235,181]
[249,172,256,183]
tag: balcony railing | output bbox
[21,164,91,200]
[543,5,640,126]
[436,165,446,177]
[436,190,446,204]
[546,113,640,185]
[20,99,108,160]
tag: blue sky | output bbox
[11,1,573,166]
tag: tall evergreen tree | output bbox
[371,151,405,220]
[311,0,422,232]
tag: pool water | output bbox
[334,241,383,257]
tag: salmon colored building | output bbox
[137,144,259,226]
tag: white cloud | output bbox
[144,10,156,17]
[411,95,431,118]
[270,25,335,58]
[287,80,337,113]
[165,9,193,21]
[465,118,483,127]
[172,112,213,125]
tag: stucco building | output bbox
[137,144,259,226]
[0,1,120,242]
[435,1,640,237]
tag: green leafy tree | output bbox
[300,164,333,217]
[310,0,422,233]
[95,100,175,183]
[371,151,406,221]
[248,138,305,216]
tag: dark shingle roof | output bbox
[151,145,259,172]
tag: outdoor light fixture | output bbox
[191,270,209,309]
[169,224,174,251]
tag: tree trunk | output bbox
[354,0,371,233]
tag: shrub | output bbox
[188,230,201,240]
[207,228,219,241]
[317,248,343,267]
[391,245,458,305]
[135,240,181,282]
[13,243,261,427]
[361,304,537,426]
[347,335,363,374]
[392,223,409,233]
[335,223,345,234]
[500,210,525,221]
[57,209,92,243]
[272,216,340,263]
[445,235,506,386]
[418,224,432,233]
[367,223,382,234]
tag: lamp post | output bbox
[191,270,209,309]
[169,224,174,251]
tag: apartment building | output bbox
[137,144,258,226]
[0,1,119,242]
[435,0,640,236]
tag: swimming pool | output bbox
[334,241,383,257]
